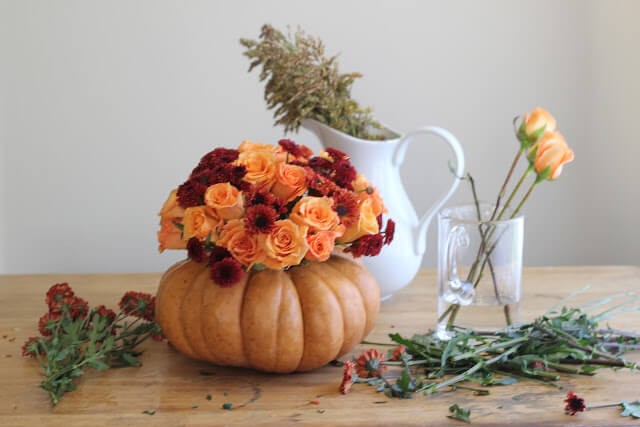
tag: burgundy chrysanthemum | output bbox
[307,156,334,174]
[69,297,89,320]
[325,147,349,162]
[346,234,385,258]
[339,360,357,394]
[119,291,156,321]
[177,179,207,208]
[22,336,43,358]
[332,189,360,227]
[355,349,386,378]
[45,283,75,311]
[198,148,239,167]
[187,237,207,263]
[306,171,339,197]
[210,258,245,287]
[93,304,117,323]
[564,391,586,416]
[389,344,407,362]
[38,312,60,336]
[333,160,356,190]
[383,219,396,245]
[278,139,312,159]
[209,245,232,264]
[245,185,284,212]
[244,204,277,235]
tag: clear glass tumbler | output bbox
[436,203,524,339]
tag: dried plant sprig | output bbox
[240,24,382,139]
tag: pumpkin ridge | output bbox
[320,259,368,354]
[197,267,223,365]
[293,265,344,371]
[236,270,252,368]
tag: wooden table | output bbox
[1,266,639,426]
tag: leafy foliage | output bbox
[25,286,162,406]
[448,403,471,423]
[621,400,640,419]
[352,303,638,400]
[240,24,382,139]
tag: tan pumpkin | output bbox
[155,254,380,373]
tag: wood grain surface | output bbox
[0,266,639,426]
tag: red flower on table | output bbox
[119,291,156,321]
[339,360,357,394]
[564,391,586,415]
[355,348,386,378]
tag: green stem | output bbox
[496,166,533,220]
[509,180,537,219]
[490,150,523,220]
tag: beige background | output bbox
[1,0,638,274]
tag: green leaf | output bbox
[88,358,110,371]
[621,400,640,418]
[142,410,156,415]
[448,403,471,423]
[222,403,233,410]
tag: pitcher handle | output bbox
[392,126,465,256]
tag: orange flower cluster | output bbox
[522,107,574,181]
[157,139,395,287]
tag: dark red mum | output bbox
[187,237,207,263]
[119,291,156,321]
[244,204,277,235]
[564,391,586,416]
[210,258,245,287]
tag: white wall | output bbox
[0,0,638,274]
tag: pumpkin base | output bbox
[156,254,380,373]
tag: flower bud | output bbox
[523,107,557,142]
[528,131,574,180]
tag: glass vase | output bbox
[436,203,524,340]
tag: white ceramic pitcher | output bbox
[301,119,465,300]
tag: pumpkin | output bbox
[155,253,380,373]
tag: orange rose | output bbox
[305,230,341,262]
[528,131,574,180]
[182,206,218,241]
[216,219,264,267]
[236,148,277,188]
[352,174,386,216]
[238,140,277,153]
[158,189,185,219]
[524,107,557,139]
[271,163,308,202]
[157,218,187,252]
[204,183,244,220]
[260,219,309,269]
[289,196,341,232]
[338,198,380,243]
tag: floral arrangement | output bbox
[157,139,395,285]
[22,283,162,405]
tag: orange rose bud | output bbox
[271,163,308,202]
[158,189,185,219]
[261,219,309,269]
[305,230,341,262]
[338,198,380,243]
[182,206,218,241]
[204,183,244,220]
[352,174,386,216]
[216,219,264,267]
[289,196,341,232]
[524,107,557,140]
[157,218,187,252]
[236,148,277,188]
[529,131,574,180]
